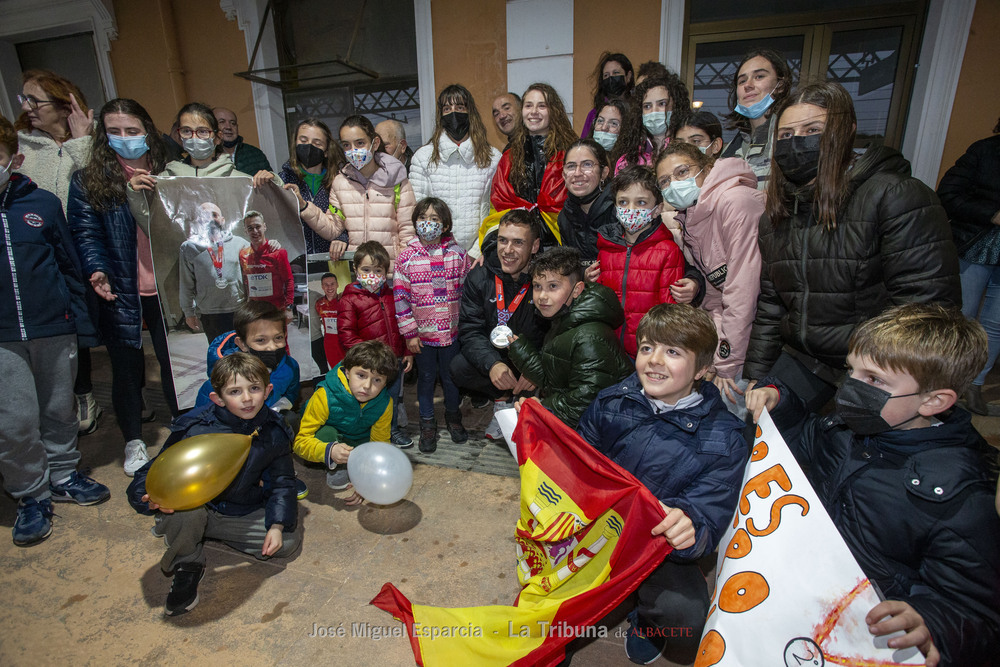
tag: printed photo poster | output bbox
[304,252,356,380]
[148,176,317,409]
[695,409,923,667]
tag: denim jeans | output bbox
[415,342,462,420]
[960,260,1000,386]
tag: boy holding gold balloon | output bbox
[127,353,300,616]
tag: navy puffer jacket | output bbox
[577,375,748,561]
[67,169,143,347]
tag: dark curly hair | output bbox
[613,73,689,169]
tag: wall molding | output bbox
[0,0,119,109]
[901,0,976,186]
[659,0,685,74]
[220,0,287,170]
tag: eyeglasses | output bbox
[17,94,55,111]
[563,160,599,175]
[178,127,215,139]
[657,163,698,187]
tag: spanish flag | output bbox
[371,400,671,666]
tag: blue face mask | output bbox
[661,170,703,211]
[642,111,671,136]
[592,131,617,151]
[734,88,777,120]
[108,134,149,160]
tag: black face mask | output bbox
[601,75,628,97]
[834,377,921,435]
[246,346,286,371]
[567,187,602,207]
[222,138,239,148]
[295,143,326,169]
[441,111,470,142]
[773,134,822,187]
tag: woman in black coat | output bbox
[67,98,175,476]
[937,120,1000,414]
[744,82,961,410]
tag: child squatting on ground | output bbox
[576,303,748,664]
[0,114,111,547]
[294,340,398,505]
[127,353,301,616]
[745,303,1000,667]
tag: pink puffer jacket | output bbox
[300,153,416,267]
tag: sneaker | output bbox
[624,610,666,665]
[485,401,513,440]
[326,467,350,490]
[471,395,491,409]
[295,478,308,501]
[445,411,468,444]
[13,497,53,547]
[164,562,205,616]
[418,418,438,453]
[77,392,102,436]
[124,440,150,477]
[49,471,111,506]
[390,429,413,449]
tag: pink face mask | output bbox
[616,206,655,234]
[357,271,385,293]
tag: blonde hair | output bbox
[849,303,988,395]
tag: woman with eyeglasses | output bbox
[654,142,764,417]
[557,139,614,263]
[294,114,416,270]
[580,52,634,139]
[743,82,960,410]
[15,70,102,437]
[479,83,576,253]
[719,49,794,190]
[590,98,629,154]
[409,84,502,253]
[613,72,689,174]
[277,117,347,255]
[66,98,176,476]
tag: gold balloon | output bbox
[146,432,253,511]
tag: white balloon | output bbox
[347,441,413,505]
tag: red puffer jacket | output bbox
[597,222,686,357]
[336,282,405,356]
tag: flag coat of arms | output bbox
[694,408,923,667]
[372,399,672,666]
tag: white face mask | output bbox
[345,147,374,170]
[0,158,12,191]
[182,136,216,160]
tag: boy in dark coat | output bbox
[577,304,747,664]
[746,303,1000,667]
[127,353,300,616]
[0,116,109,547]
[510,246,633,427]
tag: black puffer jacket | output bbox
[937,134,1000,256]
[557,184,615,263]
[766,376,1000,667]
[744,146,961,380]
[455,251,547,376]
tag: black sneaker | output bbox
[13,497,53,547]
[623,609,666,664]
[390,429,413,449]
[165,563,205,616]
[445,411,468,444]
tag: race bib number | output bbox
[247,272,274,297]
[324,317,338,335]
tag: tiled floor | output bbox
[2,341,998,666]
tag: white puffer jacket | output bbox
[408,135,501,251]
[16,130,92,213]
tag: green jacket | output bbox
[510,283,633,427]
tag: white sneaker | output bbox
[77,392,102,436]
[124,440,150,477]
[485,401,513,440]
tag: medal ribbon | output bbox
[495,275,528,327]
[207,242,225,280]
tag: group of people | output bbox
[2,48,999,667]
